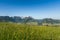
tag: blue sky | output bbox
[0,0,60,19]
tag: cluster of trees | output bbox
[0,16,60,24]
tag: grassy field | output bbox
[0,22,60,40]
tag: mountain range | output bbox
[0,16,60,25]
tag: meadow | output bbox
[0,22,60,40]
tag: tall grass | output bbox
[0,22,60,40]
